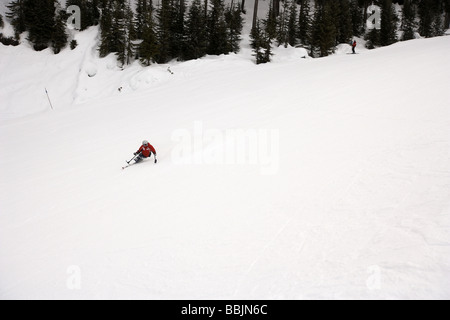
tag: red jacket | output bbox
[137,144,156,158]
[352,41,357,48]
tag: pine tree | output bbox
[70,39,78,49]
[431,0,445,37]
[349,0,363,37]
[6,0,68,51]
[224,2,243,53]
[298,0,312,46]
[366,28,380,48]
[139,3,159,65]
[418,0,435,37]
[91,0,101,26]
[311,2,336,57]
[433,12,444,36]
[135,0,149,39]
[156,0,176,62]
[265,1,277,40]
[328,0,341,45]
[207,0,229,55]
[445,0,450,31]
[401,0,416,41]
[52,8,68,54]
[98,0,132,65]
[275,0,290,47]
[6,0,27,39]
[379,0,398,46]
[274,0,297,48]
[310,3,321,56]
[0,14,4,29]
[261,19,273,63]
[171,0,186,59]
[124,1,135,65]
[99,0,114,57]
[182,0,208,60]
[337,0,353,44]
[287,0,298,47]
[111,0,127,66]
[250,19,272,64]
[250,21,263,63]
[24,0,59,51]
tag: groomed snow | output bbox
[1,8,450,299]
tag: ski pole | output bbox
[127,154,137,164]
[45,88,54,110]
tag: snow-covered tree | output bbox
[6,0,27,38]
[99,0,134,65]
[250,19,272,64]
[7,0,68,52]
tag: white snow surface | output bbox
[1,11,450,299]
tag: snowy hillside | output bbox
[1,9,450,298]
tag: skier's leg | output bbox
[135,153,143,163]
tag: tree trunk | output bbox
[252,0,259,31]
[273,0,280,17]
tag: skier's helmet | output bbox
[143,140,149,146]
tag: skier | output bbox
[134,140,157,164]
[352,40,357,54]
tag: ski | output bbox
[122,156,157,170]
[122,161,135,170]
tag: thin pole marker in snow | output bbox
[45,88,54,110]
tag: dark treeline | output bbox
[250,0,449,63]
[2,0,449,65]
[5,0,67,52]
[97,0,244,66]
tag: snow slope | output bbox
[1,24,450,299]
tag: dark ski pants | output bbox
[135,153,150,163]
